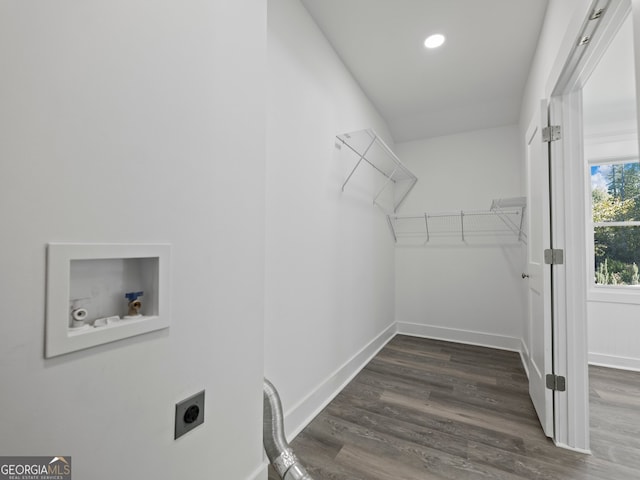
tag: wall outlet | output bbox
[175,390,205,439]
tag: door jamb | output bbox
[543,0,631,452]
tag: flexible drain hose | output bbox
[263,379,315,480]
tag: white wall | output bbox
[589,302,640,369]
[0,2,266,479]
[265,0,396,437]
[394,126,525,351]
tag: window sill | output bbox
[588,285,640,305]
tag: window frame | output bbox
[587,153,640,304]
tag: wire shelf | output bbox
[388,197,527,245]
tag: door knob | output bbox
[522,273,530,279]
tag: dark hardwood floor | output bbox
[268,335,640,480]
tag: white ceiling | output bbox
[300,0,549,142]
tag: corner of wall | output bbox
[396,322,522,353]
[519,337,531,378]
[284,323,397,440]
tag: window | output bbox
[590,159,640,287]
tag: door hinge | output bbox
[544,248,564,265]
[546,374,566,392]
[542,125,561,142]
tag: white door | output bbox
[525,100,554,437]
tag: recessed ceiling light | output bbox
[424,34,445,49]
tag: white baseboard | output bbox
[247,462,268,480]
[589,352,640,372]
[284,322,397,440]
[554,439,592,455]
[396,322,521,353]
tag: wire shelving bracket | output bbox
[336,129,418,213]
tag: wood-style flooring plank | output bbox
[268,336,640,480]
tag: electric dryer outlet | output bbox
[175,390,205,439]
